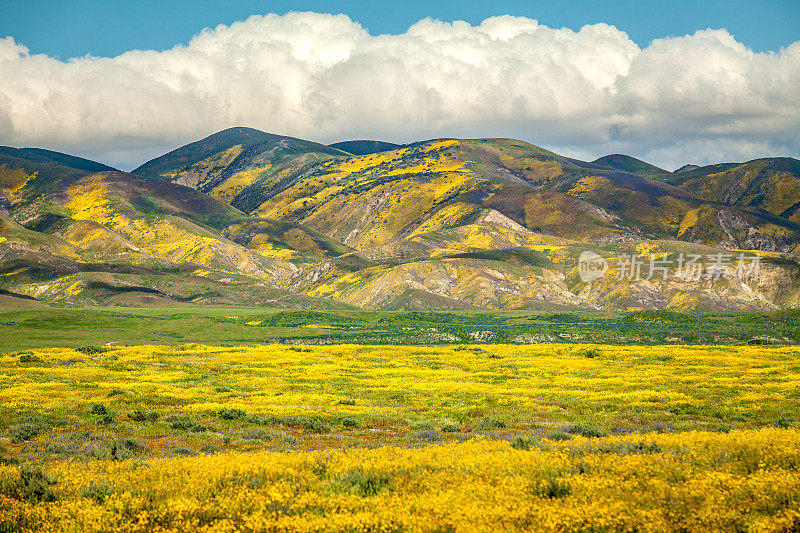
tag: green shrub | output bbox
[89,404,109,416]
[75,346,106,355]
[168,415,206,432]
[0,445,18,466]
[19,353,43,363]
[86,439,145,461]
[200,445,221,455]
[238,429,272,441]
[441,423,460,433]
[334,469,392,497]
[532,474,572,499]
[594,441,663,455]
[777,416,796,429]
[245,414,268,425]
[10,423,47,443]
[546,431,572,442]
[337,399,356,406]
[511,435,536,451]
[342,417,360,428]
[0,466,57,503]
[129,409,159,422]
[302,418,330,434]
[107,389,125,397]
[580,348,601,358]
[218,408,247,420]
[169,447,197,457]
[82,481,114,503]
[565,423,606,438]
[480,417,506,430]
[411,428,442,443]
[95,413,114,425]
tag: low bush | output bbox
[75,346,107,355]
[334,469,392,497]
[95,413,114,425]
[82,481,114,503]
[411,428,442,443]
[19,353,43,364]
[565,423,607,438]
[532,474,572,499]
[218,408,247,420]
[546,431,572,442]
[511,435,537,451]
[89,404,109,416]
[0,466,57,503]
[479,417,506,430]
[10,423,47,443]
[302,418,330,434]
[129,409,159,422]
[342,417,359,428]
[169,447,197,457]
[168,415,207,432]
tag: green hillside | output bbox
[2,131,800,311]
[0,146,117,173]
[330,140,403,155]
[592,154,669,180]
[665,158,800,224]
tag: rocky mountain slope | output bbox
[664,158,800,224]
[2,128,799,311]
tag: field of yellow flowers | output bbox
[2,343,800,531]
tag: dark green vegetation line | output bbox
[1,307,798,351]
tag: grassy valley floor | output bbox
[1,306,800,351]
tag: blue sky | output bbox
[0,1,798,169]
[2,0,798,58]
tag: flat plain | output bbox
[1,310,800,531]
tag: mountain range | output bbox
[2,127,799,311]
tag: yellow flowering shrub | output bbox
[2,429,800,532]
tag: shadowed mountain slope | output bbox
[0,146,117,173]
[330,140,403,155]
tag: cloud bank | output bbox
[0,12,798,169]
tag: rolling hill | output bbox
[2,131,799,311]
[330,140,403,155]
[591,154,670,180]
[664,158,800,224]
[132,127,349,212]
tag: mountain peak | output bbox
[329,140,402,155]
[132,127,345,181]
[674,164,701,173]
[592,154,668,179]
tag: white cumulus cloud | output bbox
[0,11,798,170]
